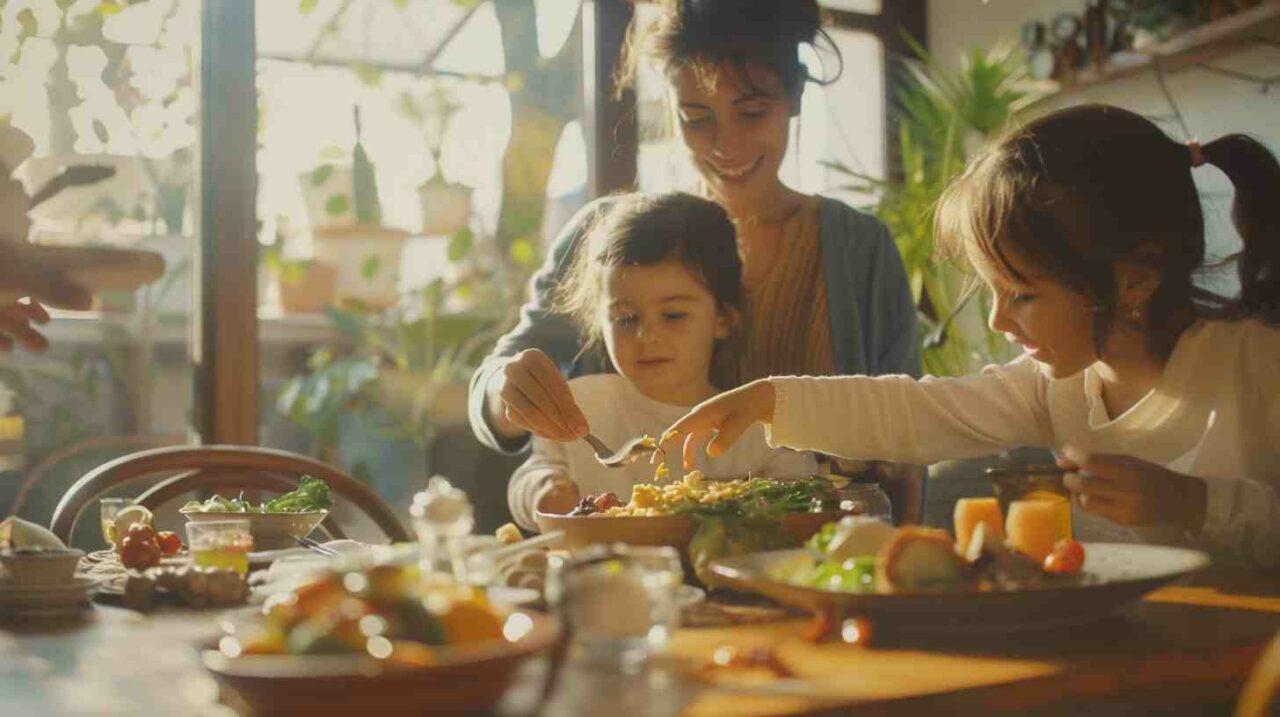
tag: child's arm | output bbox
[663,359,1052,468]
[507,436,579,532]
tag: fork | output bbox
[581,433,664,468]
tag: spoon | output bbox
[581,433,664,468]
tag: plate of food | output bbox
[709,504,1211,632]
[535,472,855,582]
[180,476,332,550]
[203,563,559,715]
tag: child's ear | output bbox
[715,305,739,340]
[1115,246,1163,310]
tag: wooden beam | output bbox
[585,0,638,196]
[196,0,258,445]
[880,0,927,183]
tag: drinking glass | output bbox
[186,520,253,576]
[99,497,133,546]
[546,544,683,673]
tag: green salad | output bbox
[181,476,332,514]
[683,477,833,584]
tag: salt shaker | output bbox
[409,475,474,583]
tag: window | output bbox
[253,0,585,526]
[0,0,198,545]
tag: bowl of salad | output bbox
[203,563,559,715]
[180,476,332,550]
[536,472,852,583]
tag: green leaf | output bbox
[319,145,346,161]
[361,255,381,281]
[96,2,124,16]
[299,0,319,14]
[393,0,410,8]
[311,164,334,187]
[324,194,350,216]
[17,9,37,38]
[447,228,474,262]
[354,64,383,87]
[508,237,537,268]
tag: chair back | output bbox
[49,445,411,545]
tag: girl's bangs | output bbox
[935,160,1031,285]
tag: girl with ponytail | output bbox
[663,104,1280,568]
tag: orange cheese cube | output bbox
[953,497,1005,551]
[1005,498,1072,562]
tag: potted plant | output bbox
[302,107,410,311]
[828,40,1042,377]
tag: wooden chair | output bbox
[1238,630,1280,717]
[49,445,412,545]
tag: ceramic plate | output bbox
[203,608,559,715]
[709,543,1211,632]
[0,576,99,615]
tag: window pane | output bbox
[0,0,198,547]
[255,0,584,532]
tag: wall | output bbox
[928,0,1280,289]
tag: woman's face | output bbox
[671,62,795,214]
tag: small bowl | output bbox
[181,510,329,551]
[0,547,85,587]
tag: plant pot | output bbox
[417,179,472,236]
[312,226,409,310]
[277,261,337,314]
[299,166,357,230]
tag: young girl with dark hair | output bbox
[663,104,1280,567]
[506,193,816,531]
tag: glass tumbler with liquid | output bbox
[186,520,253,575]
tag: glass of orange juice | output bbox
[186,520,253,575]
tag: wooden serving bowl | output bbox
[202,609,558,716]
[534,510,848,553]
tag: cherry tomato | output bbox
[127,522,156,542]
[155,531,182,557]
[119,534,161,570]
[1043,539,1085,575]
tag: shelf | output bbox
[1047,0,1280,94]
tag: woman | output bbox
[468,0,924,518]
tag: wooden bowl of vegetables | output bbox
[181,476,332,550]
[203,563,559,715]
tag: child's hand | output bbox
[534,476,581,516]
[660,379,776,470]
[0,299,53,352]
[1058,449,1207,531]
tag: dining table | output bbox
[2,566,1279,715]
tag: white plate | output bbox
[0,576,99,614]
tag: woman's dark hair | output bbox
[616,0,842,104]
[936,103,1280,359]
[558,192,743,382]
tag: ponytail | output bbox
[1202,135,1280,323]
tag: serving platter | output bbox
[709,543,1211,632]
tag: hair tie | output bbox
[1187,140,1206,168]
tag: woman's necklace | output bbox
[732,195,808,289]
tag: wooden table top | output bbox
[2,568,1278,716]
